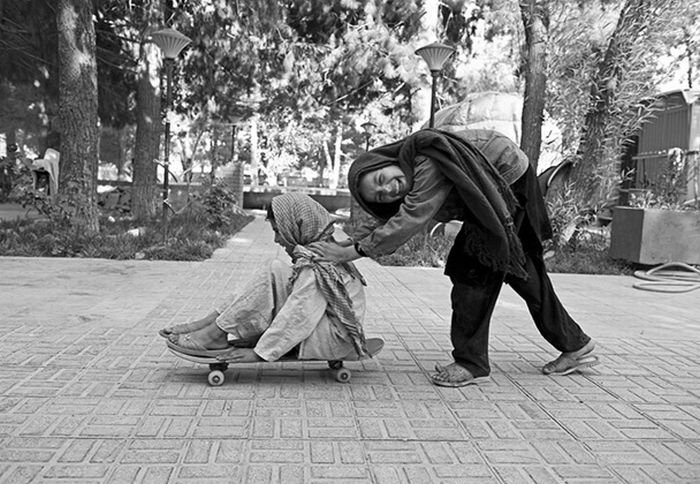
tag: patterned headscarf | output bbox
[270,193,368,356]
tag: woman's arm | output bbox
[354,157,451,257]
[310,157,451,263]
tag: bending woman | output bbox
[161,193,370,363]
[309,129,596,387]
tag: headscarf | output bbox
[348,129,527,279]
[270,193,368,356]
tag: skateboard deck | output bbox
[167,338,384,386]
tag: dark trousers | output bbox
[444,168,590,377]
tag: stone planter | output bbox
[609,206,700,265]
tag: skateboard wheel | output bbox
[208,370,225,386]
[328,360,343,370]
[334,368,351,383]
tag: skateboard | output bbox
[167,338,384,386]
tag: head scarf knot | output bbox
[270,193,368,356]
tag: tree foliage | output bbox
[0,0,138,149]
[546,0,691,211]
[2,0,700,231]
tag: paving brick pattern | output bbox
[1,213,699,483]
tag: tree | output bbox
[1,0,137,154]
[56,0,100,233]
[566,0,682,210]
[177,0,427,186]
[131,1,164,219]
[0,0,59,153]
[519,0,549,170]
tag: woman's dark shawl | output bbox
[348,129,528,279]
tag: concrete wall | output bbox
[97,181,351,214]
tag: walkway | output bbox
[0,213,698,483]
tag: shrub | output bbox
[0,182,253,261]
[374,227,455,268]
[197,180,247,230]
[344,202,633,275]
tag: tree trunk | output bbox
[683,25,694,89]
[131,5,162,220]
[321,139,332,187]
[4,129,16,151]
[329,122,342,190]
[210,126,219,183]
[250,117,259,185]
[56,0,100,234]
[116,126,127,178]
[229,123,245,207]
[569,0,648,207]
[519,0,549,172]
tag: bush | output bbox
[374,228,455,268]
[345,212,634,276]
[543,227,635,275]
[0,182,254,261]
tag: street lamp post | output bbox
[415,42,456,128]
[150,27,191,224]
[360,121,376,151]
[228,116,243,162]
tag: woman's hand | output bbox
[216,347,263,363]
[308,241,359,263]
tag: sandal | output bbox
[166,336,233,357]
[430,362,489,387]
[542,340,599,376]
[158,317,214,338]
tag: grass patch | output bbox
[0,183,253,261]
[544,243,635,275]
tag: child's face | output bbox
[269,220,294,257]
[358,165,407,204]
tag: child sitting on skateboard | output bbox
[161,192,372,363]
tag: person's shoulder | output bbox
[413,155,441,174]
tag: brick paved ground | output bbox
[1,213,698,483]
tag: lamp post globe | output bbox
[415,42,455,128]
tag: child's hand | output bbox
[216,348,263,363]
[308,241,358,262]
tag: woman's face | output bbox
[357,165,407,204]
[269,219,294,257]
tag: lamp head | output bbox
[150,27,192,59]
[415,42,456,73]
[361,121,377,136]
